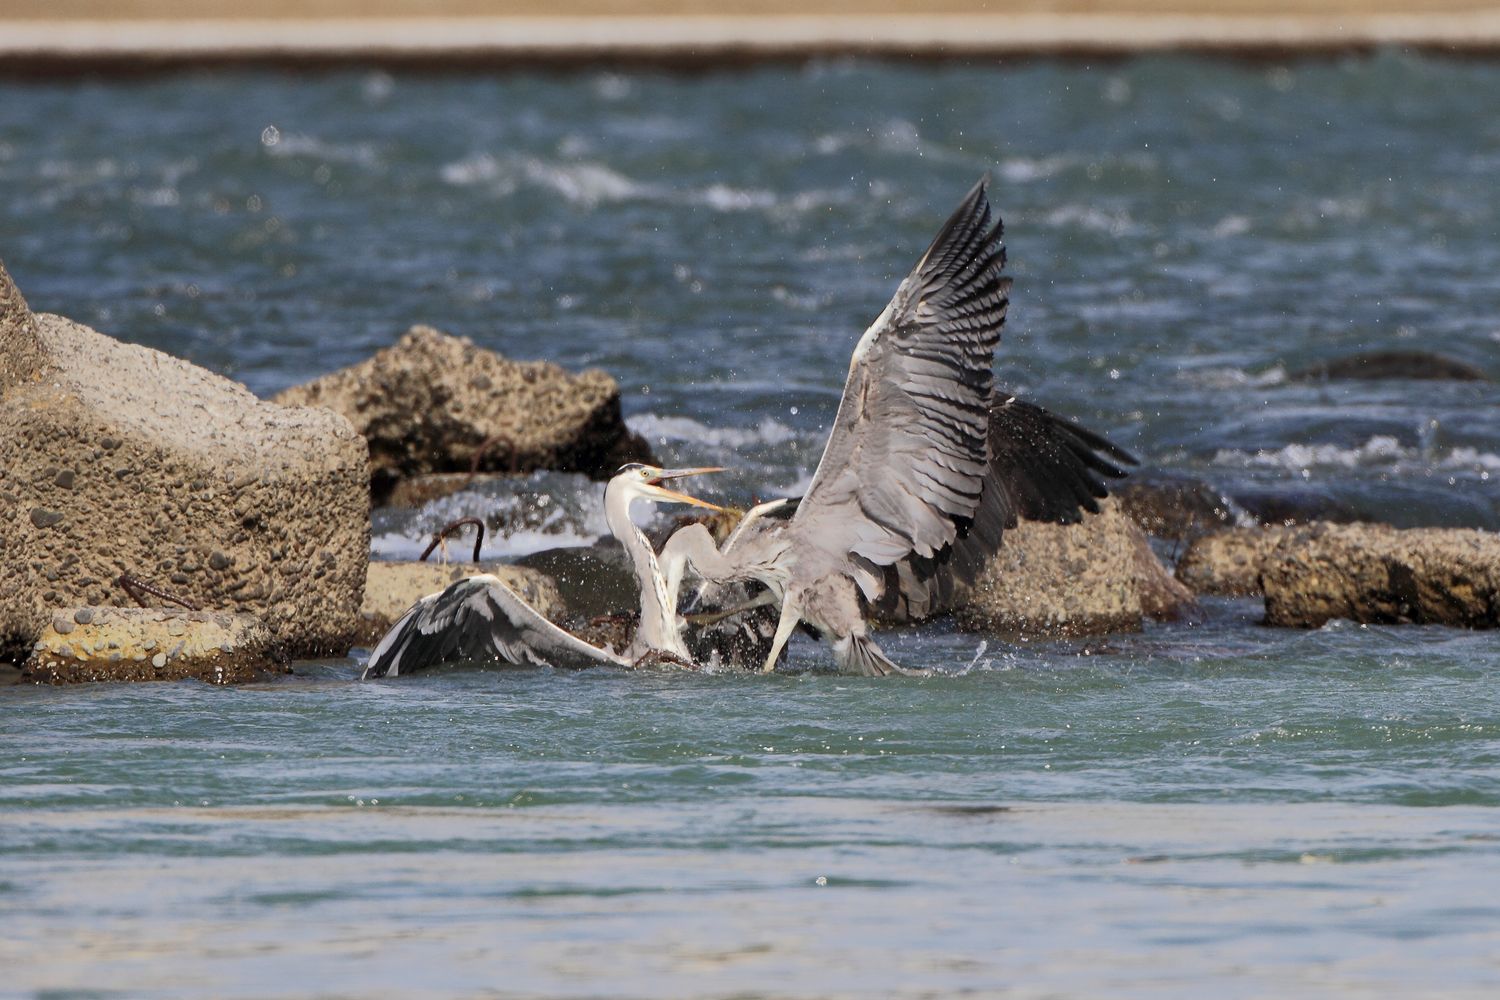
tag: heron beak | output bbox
[646,467,726,512]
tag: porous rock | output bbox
[959,500,1193,636]
[21,607,286,684]
[1176,526,1294,596]
[273,325,654,500]
[1261,522,1500,628]
[357,560,566,647]
[0,262,369,661]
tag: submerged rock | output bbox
[357,560,565,647]
[0,262,369,662]
[273,325,655,501]
[1176,526,1293,596]
[22,607,286,684]
[959,500,1194,636]
[1261,523,1500,628]
[1291,350,1490,382]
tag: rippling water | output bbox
[3,53,1500,997]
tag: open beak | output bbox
[647,466,726,512]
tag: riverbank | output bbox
[5,4,1500,72]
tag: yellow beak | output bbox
[647,467,726,512]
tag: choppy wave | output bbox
[628,413,803,451]
[1212,435,1500,477]
[438,154,846,218]
[1181,364,1289,389]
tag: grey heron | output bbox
[660,177,1134,676]
[362,464,724,678]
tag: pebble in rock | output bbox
[22,607,287,684]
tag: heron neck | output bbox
[604,493,683,658]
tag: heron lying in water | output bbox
[660,177,1134,675]
[362,464,724,678]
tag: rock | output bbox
[21,607,286,684]
[1226,482,1363,527]
[356,559,566,647]
[0,263,369,662]
[385,472,509,509]
[958,500,1191,636]
[1131,530,1200,621]
[1115,471,1244,541]
[1176,526,1293,596]
[273,325,655,501]
[515,540,635,622]
[1261,523,1500,628]
[1291,350,1490,382]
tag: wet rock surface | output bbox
[1176,526,1293,596]
[357,560,566,647]
[1290,350,1491,382]
[959,500,1185,637]
[273,325,655,501]
[515,541,635,623]
[21,607,287,684]
[0,264,369,662]
[1261,523,1500,628]
[1115,471,1244,541]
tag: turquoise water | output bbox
[4,53,1500,996]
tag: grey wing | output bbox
[791,176,1008,600]
[873,396,1138,622]
[362,574,627,679]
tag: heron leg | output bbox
[683,590,777,627]
[761,596,801,674]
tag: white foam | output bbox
[1212,435,1500,476]
[266,134,378,166]
[371,524,600,562]
[1181,364,1288,389]
[628,413,802,450]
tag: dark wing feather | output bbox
[792,177,1008,599]
[362,574,626,678]
[872,395,1137,622]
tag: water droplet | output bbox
[260,125,280,147]
[814,875,827,886]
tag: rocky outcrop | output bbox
[958,500,1195,636]
[1261,523,1500,628]
[0,263,369,661]
[1176,526,1294,596]
[273,325,655,501]
[21,607,286,684]
[356,560,565,647]
[1291,350,1490,382]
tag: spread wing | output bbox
[790,176,1008,600]
[873,396,1137,622]
[362,574,627,678]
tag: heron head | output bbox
[612,463,726,512]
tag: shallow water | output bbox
[3,53,1500,997]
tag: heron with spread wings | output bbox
[362,463,724,678]
[660,177,1134,676]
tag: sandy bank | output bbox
[4,6,1500,69]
